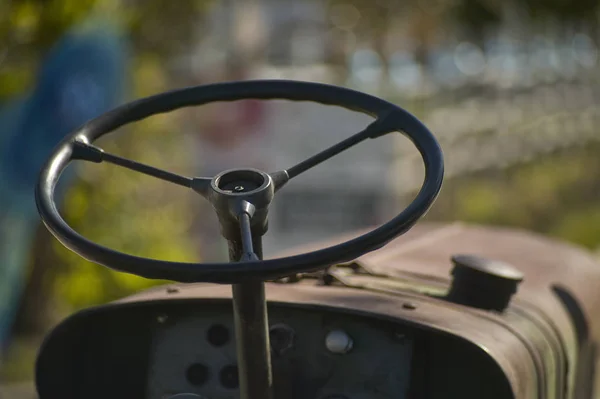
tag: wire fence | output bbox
[390,79,600,195]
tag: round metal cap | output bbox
[447,254,524,312]
[451,254,524,281]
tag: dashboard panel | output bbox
[36,296,514,399]
[147,305,413,399]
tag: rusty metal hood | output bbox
[45,221,600,399]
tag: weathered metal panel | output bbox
[74,222,600,398]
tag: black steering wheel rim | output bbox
[36,80,444,284]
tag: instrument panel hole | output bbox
[185,363,209,387]
[219,365,239,389]
[206,324,230,347]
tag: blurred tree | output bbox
[428,143,600,252]
[452,0,501,41]
[522,0,600,22]
[449,0,600,28]
[3,0,215,343]
[0,0,214,100]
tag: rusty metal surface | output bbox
[351,221,600,399]
[275,221,600,398]
[115,221,600,399]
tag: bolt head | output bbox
[325,330,353,354]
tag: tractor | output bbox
[33,80,600,399]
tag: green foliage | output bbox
[0,0,213,313]
[0,0,213,101]
[452,0,502,36]
[522,0,600,21]
[429,143,600,252]
[52,56,201,310]
[550,207,600,249]
[1,44,203,378]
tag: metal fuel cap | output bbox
[447,254,524,312]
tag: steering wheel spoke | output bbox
[284,112,397,180]
[71,140,211,193]
[268,170,290,192]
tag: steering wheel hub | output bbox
[213,169,269,195]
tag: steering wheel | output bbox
[36,80,443,284]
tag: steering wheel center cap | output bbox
[212,168,270,196]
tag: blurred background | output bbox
[1,0,599,395]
